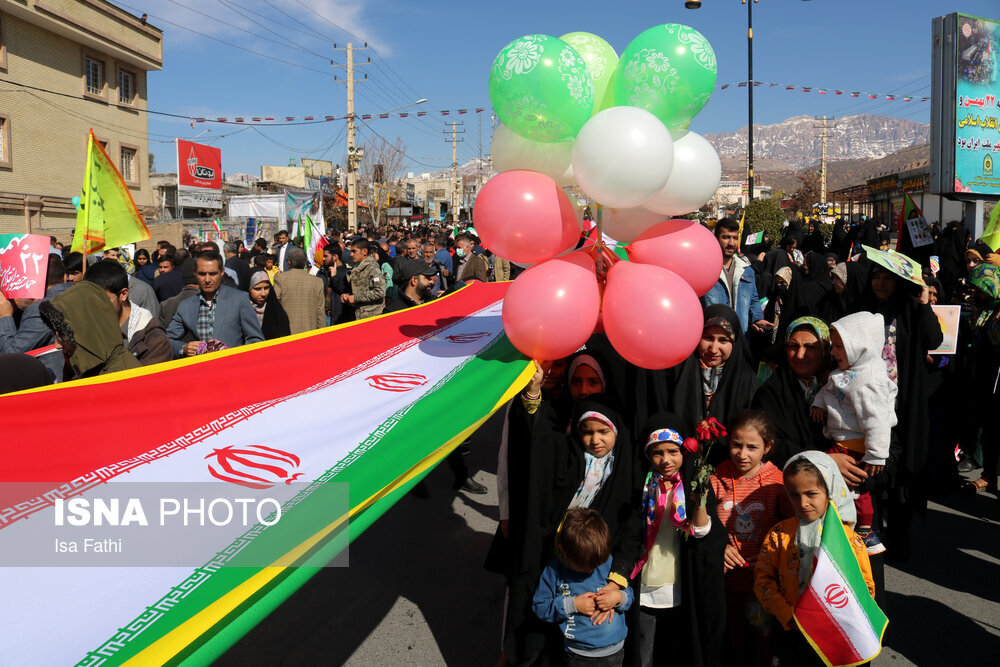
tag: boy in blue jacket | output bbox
[532,508,634,665]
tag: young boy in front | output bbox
[532,508,634,665]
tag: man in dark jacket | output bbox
[224,241,251,291]
[385,258,436,313]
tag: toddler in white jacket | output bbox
[810,311,896,542]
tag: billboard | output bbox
[931,13,1000,197]
[176,139,223,209]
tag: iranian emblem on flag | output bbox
[205,445,303,489]
[794,503,888,667]
[366,373,428,392]
[446,332,489,343]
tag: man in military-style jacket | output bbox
[343,238,386,320]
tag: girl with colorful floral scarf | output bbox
[633,412,726,667]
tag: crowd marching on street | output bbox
[0,213,997,666]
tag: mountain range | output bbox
[704,113,930,170]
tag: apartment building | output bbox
[0,0,162,237]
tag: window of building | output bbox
[83,53,108,100]
[120,145,138,185]
[0,114,10,169]
[118,68,135,105]
[0,14,8,72]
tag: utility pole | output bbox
[445,121,465,221]
[333,42,368,232]
[813,115,836,205]
[820,115,828,203]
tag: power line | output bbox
[114,2,335,78]
[209,0,333,61]
[258,0,331,42]
[356,117,449,169]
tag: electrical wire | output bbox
[258,0,331,42]
[356,118,450,169]
[213,0,332,61]
[160,0,332,63]
[113,2,335,78]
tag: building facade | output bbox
[0,0,162,238]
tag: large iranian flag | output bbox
[0,282,531,666]
[794,503,888,667]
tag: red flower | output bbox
[682,437,700,455]
[696,417,728,441]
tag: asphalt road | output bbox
[219,411,1000,665]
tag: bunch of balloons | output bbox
[477,25,724,369]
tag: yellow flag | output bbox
[71,130,150,254]
[737,209,746,243]
[983,203,1000,252]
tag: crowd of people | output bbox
[487,214,999,667]
[0,224,510,390]
[0,212,997,666]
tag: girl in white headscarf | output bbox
[753,451,875,665]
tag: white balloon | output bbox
[600,206,667,243]
[490,123,576,186]
[642,130,722,216]
[571,107,674,209]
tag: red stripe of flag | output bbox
[786,85,796,90]
[475,108,484,112]
[720,84,730,89]
[0,283,511,486]
[796,584,865,665]
[265,117,275,120]
[441,110,450,115]
[304,116,314,120]
[235,118,244,123]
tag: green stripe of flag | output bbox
[823,504,887,633]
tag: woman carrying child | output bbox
[634,412,726,667]
[754,450,875,666]
[709,409,794,666]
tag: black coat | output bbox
[668,305,759,465]
[501,397,643,665]
[853,271,944,488]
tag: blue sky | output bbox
[126,0,1000,177]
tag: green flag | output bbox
[983,204,1000,252]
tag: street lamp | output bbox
[686,0,810,205]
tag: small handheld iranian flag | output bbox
[212,217,223,234]
[794,503,888,667]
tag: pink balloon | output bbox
[628,219,723,297]
[602,261,703,369]
[502,251,600,360]
[474,170,581,264]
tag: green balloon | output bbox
[559,32,618,117]
[489,34,594,143]
[614,24,717,129]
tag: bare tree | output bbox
[355,135,408,229]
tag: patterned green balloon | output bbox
[489,34,594,143]
[613,24,717,129]
[559,32,618,116]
